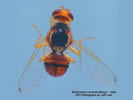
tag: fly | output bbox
[18,6,116,94]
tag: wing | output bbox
[71,44,116,86]
[18,47,46,94]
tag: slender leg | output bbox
[68,46,80,56]
[32,24,48,62]
[71,37,94,54]
[35,42,47,48]
[33,24,41,35]
[32,24,47,48]
[80,37,94,41]
[34,33,47,48]
[78,37,94,52]
[65,54,74,63]
[39,47,47,62]
[78,37,94,70]
[50,17,55,26]
[69,37,94,70]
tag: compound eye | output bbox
[52,8,74,24]
[52,10,61,16]
[68,13,73,20]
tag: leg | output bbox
[32,24,41,35]
[65,54,74,63]
[68,46,80,56]
[80,37,94,41]
[35,42,47,48]
[32,24,48,62]
[72,37,94,54]
[34,33,46,48]
[33,24,47,48]
[78,37,94,52]
[39,47,47,62]
[50,17,55,26]
[69,37,94,70]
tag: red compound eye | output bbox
[52,9,61,16]
[68,13,73,20]
[52,8,74,23]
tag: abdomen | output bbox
[45,63,68,77]
[44,53,69,77]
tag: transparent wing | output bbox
[72,44,116,86]
[18,47,46,94]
